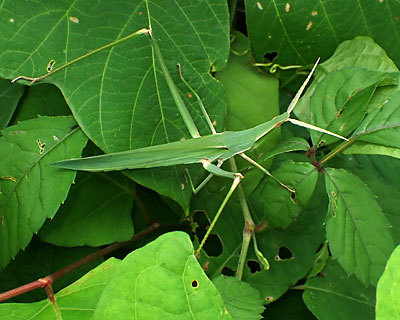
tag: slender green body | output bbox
[51,113,289,171]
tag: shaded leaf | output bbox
[0,79,24,129]
[13,83,70,122]
[376,244,400,320]
[39,171,135,247]
[303,259,375,320]
[0,258,120,320]
[324,168,394,285]
[245,1,400,66]
[0,0,230,213]
[0,116,88,268]
[0,239,102,302]
[94,231,232,319]
[251,161,318,228]
[213,276,264,320]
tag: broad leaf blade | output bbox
[39,171,135,247]
[213,276,264,320]
[94,232,232,319]
[0,116,88,268]
[303,259,376,320]
[376,244,400,320]
[0,0,230,212]
[324,168,394,286]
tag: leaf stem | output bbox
[11,28,150,84]
[319,137,356,166]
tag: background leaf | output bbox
[303,259,375,320]
[0,116,87,268]
[245,0,400,66]
[376,244,400,320]
[324,168,395,286]
[39,171,135,247]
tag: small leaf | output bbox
[0,116,88,268]
[0,79,24,129]
[94,231,232,319]
[251,161,318,228]
[376,244,400,320]
[213,276,264,320]
[39,171,135,247]
[324,168,394,285]
[303,259,376,320]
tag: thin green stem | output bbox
[12,28,150,84]
[229,0,238,28]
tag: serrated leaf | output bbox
[0,79,24,130]
[376,244,400,320]
[213,276,264,320]
[324,168,394,286]
[295,36,399,123]
[39,171,134,247]
[303,259,375,320]
[309,68,397,146]
[250,161,318,228]
[94,231,232,319]
[0,116,88,268]
[0,0,230,213]
[0,258,120,320]
[245,1,400,66]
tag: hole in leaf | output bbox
[275,246,294,261]
[247,260,262,274]
[221,267,235,277]
[191,280,199,288]
[203,234,223,257]
[290,192,296,204]
[192,210,209,229]
[264,51,278,61]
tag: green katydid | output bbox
[13,27,348,277]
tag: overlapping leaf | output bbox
[303,260,376,320]
[0,116,87,268]
[0,0,230,212]
[324,168,394,286]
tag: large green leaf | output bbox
[303,259,376,320]
[245,1,400,66]
[0,0,230,213]
[324,168,395,286]
[213,276,264,320]
[0,258,120,320]
[376,244,400,320]
[0,116,87,268]
[0,79,24,129]
[94,231,232,319]
[39,171,135,247]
